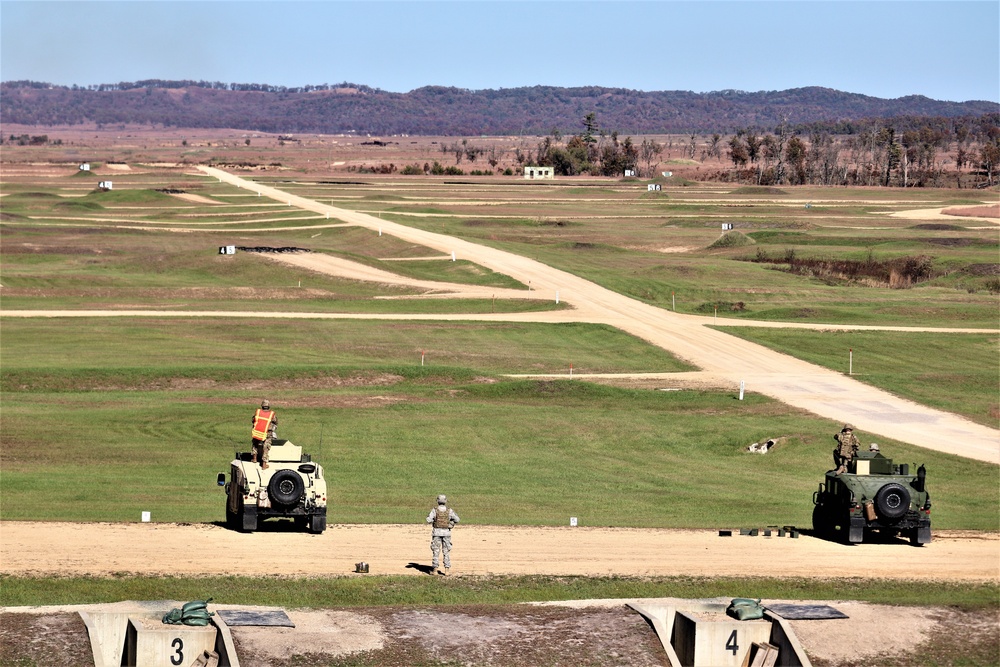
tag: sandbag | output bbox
[162,598,215,625]
[726,597,765,621]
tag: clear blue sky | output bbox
[2,1,997,102]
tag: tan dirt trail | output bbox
[1,521,997,581]
[196,166,1000,464]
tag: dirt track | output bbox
[2,521,997,581]
[196,167,998,464]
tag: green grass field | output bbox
[1,162,997,628]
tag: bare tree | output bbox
[639,138,664,178]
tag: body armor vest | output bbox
[433,506,451,529]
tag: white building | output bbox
[523,166,554,180]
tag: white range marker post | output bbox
[849,348,853,375]
[555,290,560,304]
[739,380,745,401]
[421,350,425,367]
[570,517,578,527]
[672,291,675,311]
[452,251,456,261]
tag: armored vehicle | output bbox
[812,450,931,545]
[218,439,327,533]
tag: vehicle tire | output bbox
[226,506,238,530]
[874,483,910,520]
[812,504,832,537]
[309,514,326,534]
[268,469,305,507]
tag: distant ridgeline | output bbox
[1,80,997,136]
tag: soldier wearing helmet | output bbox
[250,399,278,469]
[833,423,860,475]
[426,494,460,575]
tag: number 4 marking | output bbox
[726,629,739,656]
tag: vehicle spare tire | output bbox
[874,483,910,520]
[268,469,305,506]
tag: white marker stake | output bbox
[714,306,717,323]
[570,517,578,527]
[258,192,261,197]
[141,511,151,523]
[849,348,853,375]
[569,364,573,377]
[555,291,560,304]
[451,251,456,262]
[739,380,745,401]
[672,291,675,311]
[379,228,382,236]
[421,351,425,367]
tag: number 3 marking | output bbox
[170,637,184,665]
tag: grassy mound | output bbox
[708,231,755,248]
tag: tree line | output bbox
[721,118,1000,187]
[2,80,996,136]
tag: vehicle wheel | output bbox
[874,483,910,520]
[226,506,238,530]
[309,514,326,534]
[268,469,305,506]
[812,504,832,537]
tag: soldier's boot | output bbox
[262,462,269,470]
[250,454,257,463]
[443,567,450,576]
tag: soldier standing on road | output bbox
[426,494,459,576]
[833,423,860,475]
[251,400,277,469]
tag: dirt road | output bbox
[2,521,997,581]
[196,167,999,464]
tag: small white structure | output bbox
[98,181,113,190]
[218,246,236,255]
[523,166,554,180]
[722,223,734,230]
[661,171,673,177]
[79,163,90,171]
[624,169,636,177]
[648,184,661,191]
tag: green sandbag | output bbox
[726,598,764,621]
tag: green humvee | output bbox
[812,450,931,545]
[218,439,327,534]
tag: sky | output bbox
[1,1,998,103]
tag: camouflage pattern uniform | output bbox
[426,495,460,574]
[833,424,860,474]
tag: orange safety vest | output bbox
[251,409,274,441]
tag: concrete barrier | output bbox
[79,605,239,667]
[628,600,812,667]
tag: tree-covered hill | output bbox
[2,80,997,135]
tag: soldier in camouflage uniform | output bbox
[426,494,460,575]
[833,423,860,475]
